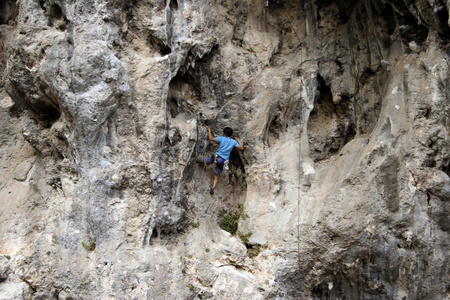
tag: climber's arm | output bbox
[235,138,244,150]
[207,126,216,142]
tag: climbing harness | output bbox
[214,154,230,173]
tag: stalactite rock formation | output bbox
[0,0,449,299]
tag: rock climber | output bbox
[199,126,243,195]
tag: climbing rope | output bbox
[296,74,302,262]
[295,0,306,264]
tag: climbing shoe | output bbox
[209,187,214,195]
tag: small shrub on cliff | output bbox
[219,204,248,235]
[238,204,249,220]
[238,231,252,244]
[81,236,97,251]
[219,211,240,234]
[247,243,261,258]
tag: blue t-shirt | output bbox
[215,136,239,161]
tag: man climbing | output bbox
[200,126,243,195]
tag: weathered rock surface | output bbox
[0,0,449,299]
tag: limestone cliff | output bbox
[0,0,449,299]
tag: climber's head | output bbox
[223,127,233,137]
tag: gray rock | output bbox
[0,256,10,282]
[13,158,35,181]
[0,0,449,299]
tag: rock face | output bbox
[0,0,449,299]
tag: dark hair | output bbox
[223,127,233,137]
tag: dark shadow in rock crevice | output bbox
[354,66,384,135]
[436,6,450,43]
[360,68,375,85]
[167,72,199,119]
[149,34,172,56]
[307,75,355,162]
[0,0,17,25]
[267,114,282,146]
[168,97,180,118]
[0,32,8,89]
[380,3,396,37]
[170,45,221,104]
[169,0,178,11]
[7,79,61,128]
[442,162,450,178]
[332,0,359,24]
[49,4,69,31]
[230,147,245,173]
[393,3,429,49]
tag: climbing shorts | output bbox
[206,155,225,175]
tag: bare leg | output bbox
[212,174,219,189]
